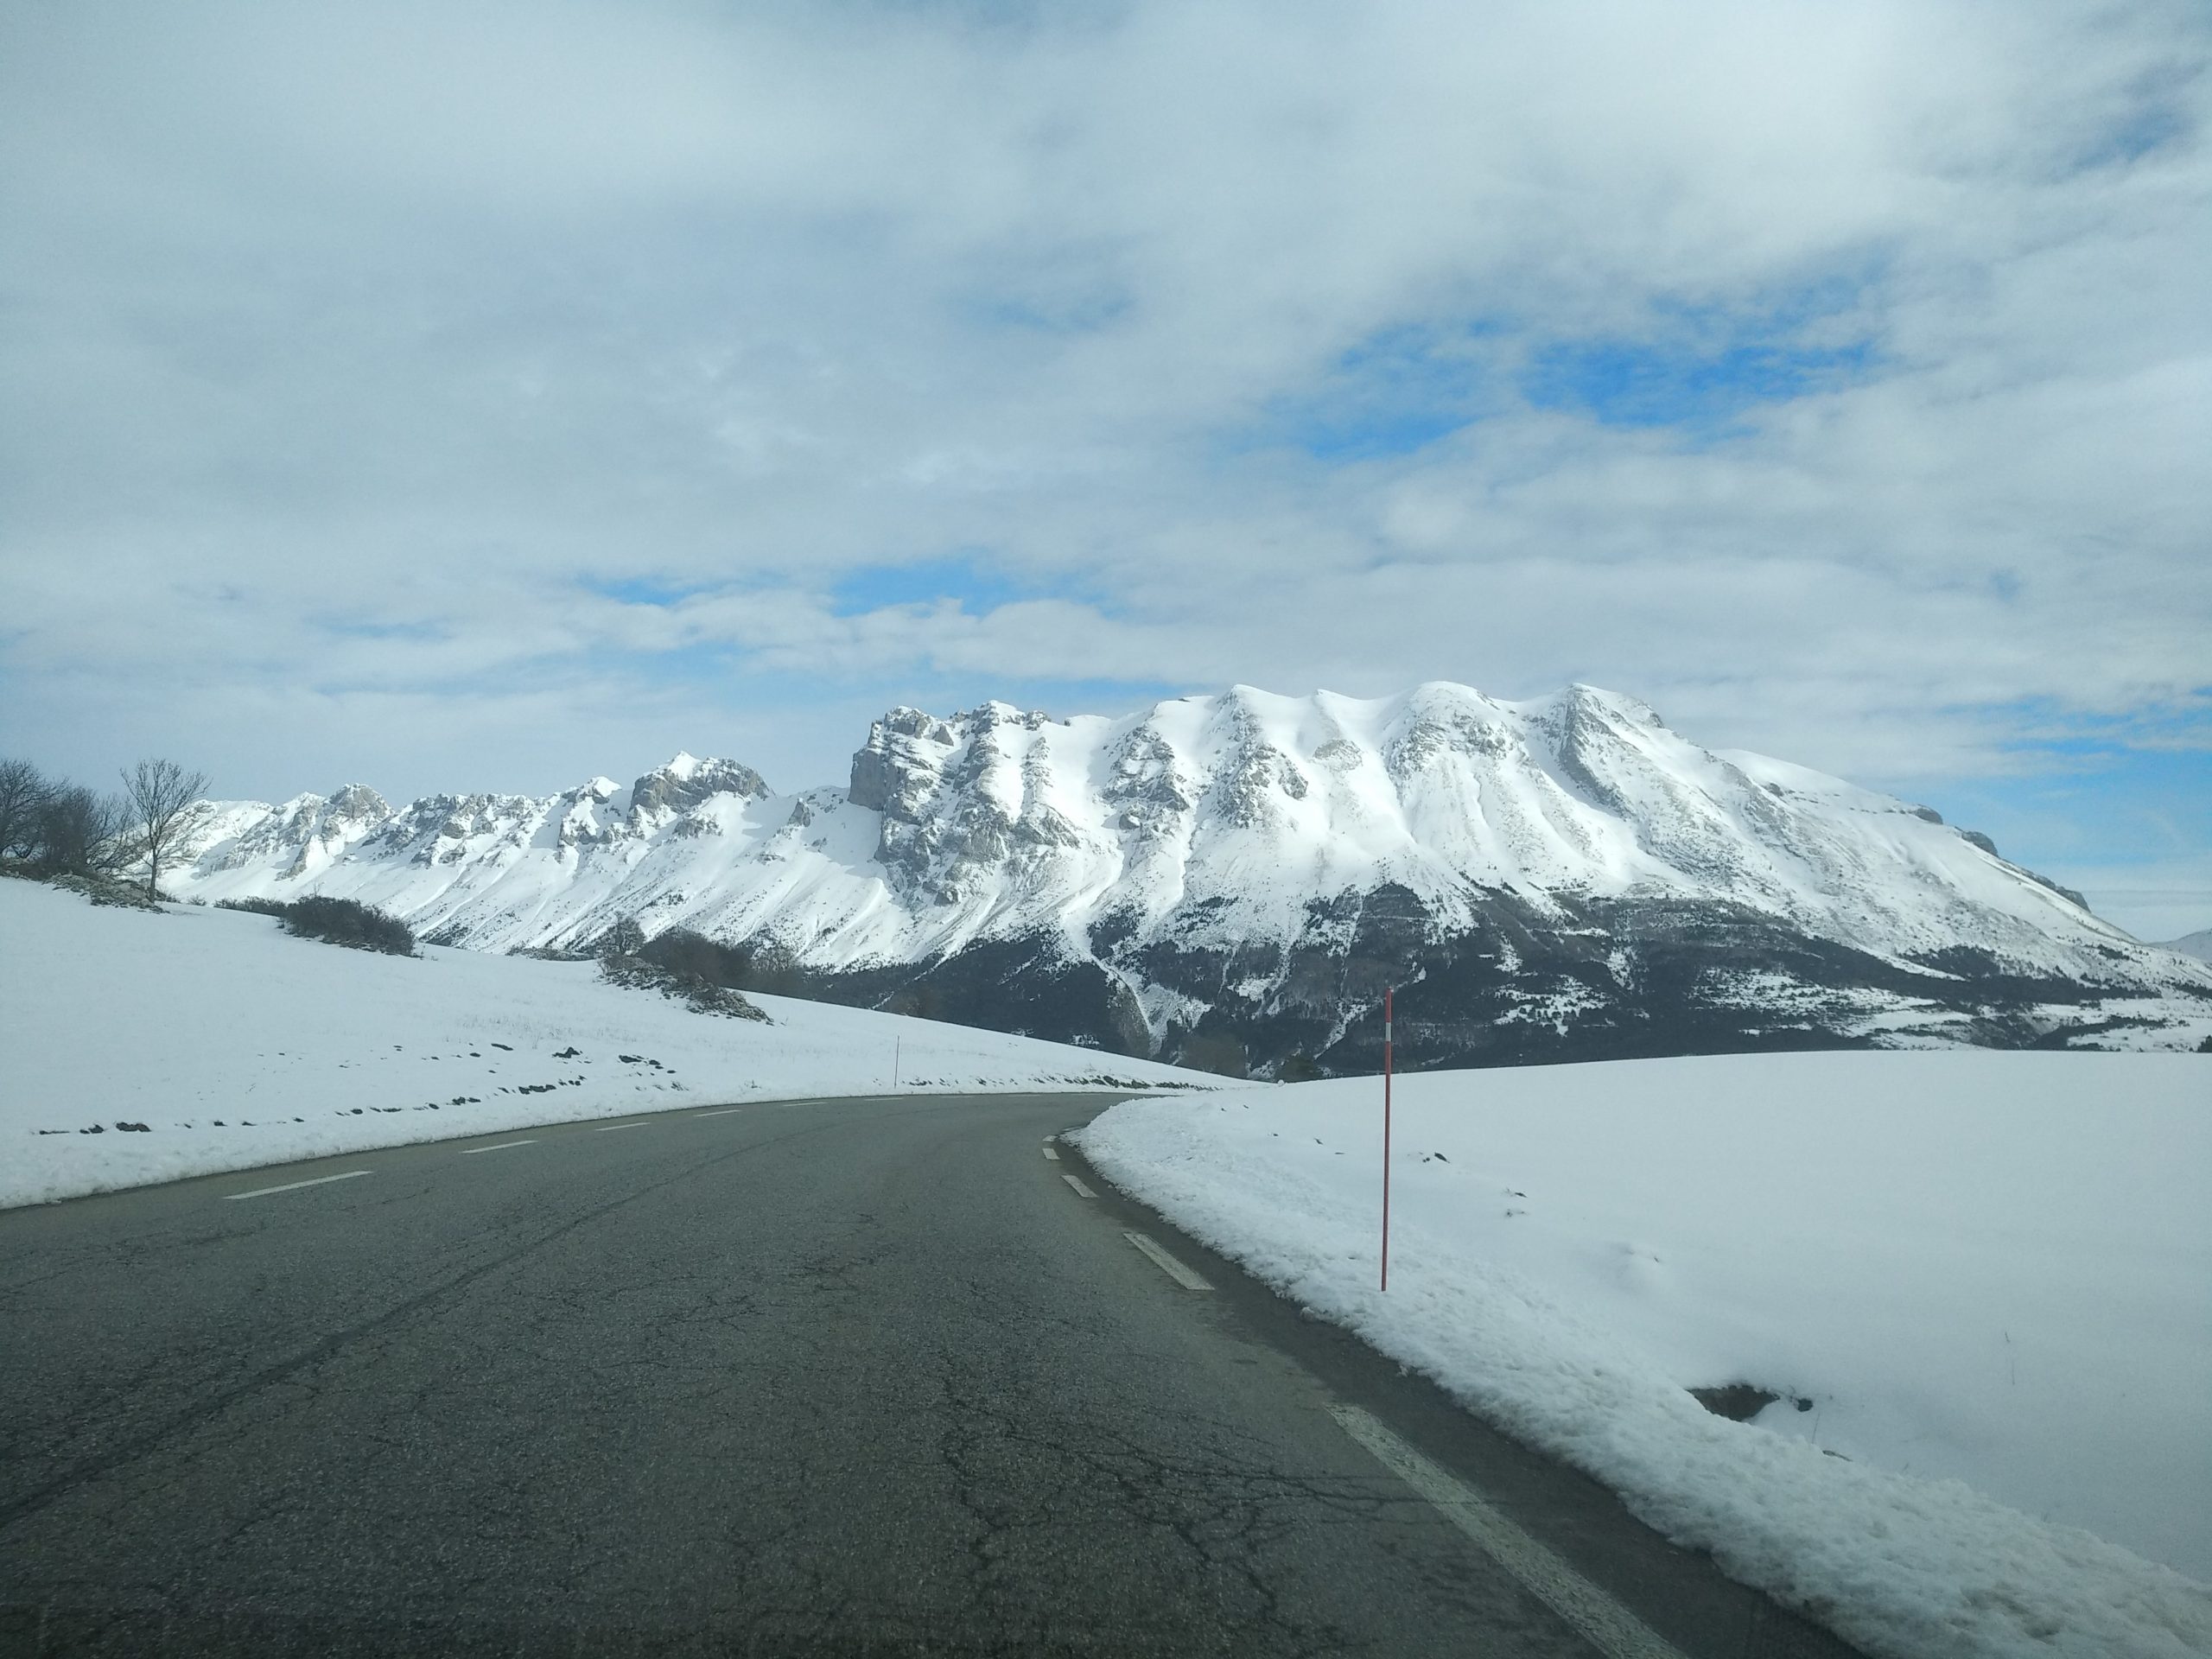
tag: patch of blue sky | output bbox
[1520,289,1878,431]
[604,639,747,691]
[1522,335,1873,429]
[1989,695,2212,758]
[1247,278,1881,460]
[767,667,1185,720]
[2080,103,2188,168]
[2069,71,2192,172]
[1256,319,1510,461]
[584,575,720,607]
[1896,699,2212,873]
[576,556,1119,631]
[830,552,1033,618]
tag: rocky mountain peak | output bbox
[630,756,768,818]
[327,783,391,823]
[849,709,960,820]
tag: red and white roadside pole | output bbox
[1380,987,1394,1294]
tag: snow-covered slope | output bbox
[165,685,2212,1071]
[2160,928,2212,963]
[0,878,1207,1210]
[1078,1056,2212,1658]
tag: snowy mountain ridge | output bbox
[170,682,2212,1071]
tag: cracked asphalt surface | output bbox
[0,1093,1860,1656]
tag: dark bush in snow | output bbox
[600,952,769,1022]
[282,894,416,957]
[594,915,646,958]
[34,785,136,878]
[638,927,755,990]
[216,895,290,918]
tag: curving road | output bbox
[0,1093,1858,1656]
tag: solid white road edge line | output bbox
[1123,1230,1212,1291]
[1041,1146,1061,1160]
[1326,1404,1690,1659]
[459,1139,539,1155]
[695,1109,745,1117]
[1061,1173,1096,1198]
[223,1171,372,1202]
[593,1122,651,1133]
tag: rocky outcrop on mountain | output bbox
[631,756,769,820]
[169,683,2212,1072]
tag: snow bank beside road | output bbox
[1077,1053,2211,1659]
[0,879,1209,1209]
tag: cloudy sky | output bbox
[2,0,2206,936]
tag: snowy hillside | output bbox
[0,879,1209,1210]
[164,683,2212,1072]
[2161,928,2212,963]
[1079,1055,2212,1659]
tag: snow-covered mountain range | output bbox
[170,683,2212,1072]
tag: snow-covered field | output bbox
[1080,1053,2212,1659]
[0,879,1207,1210]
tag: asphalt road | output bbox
[0,1093,1860,1657]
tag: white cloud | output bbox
[0,0,2204,880]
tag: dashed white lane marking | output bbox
[1327,1404,1690,1659]
[1061,1173,1096,1198]
[459,1139,538,1155]
[1041,1146,1060,1160]
[695,1108,745,1118]
[1123,1230,1211,1290]
[593,1122,650,1133]
[223,1171,371,1202]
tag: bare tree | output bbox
[120,758,209,900]
[37,786,134,877]
[0,760,52,859]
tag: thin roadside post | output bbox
[1381,987,1393,1293]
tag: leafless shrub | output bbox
[120,758,209,900]
[594,915,646,958]
[36,785,136,878]
[0,760,54,859]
